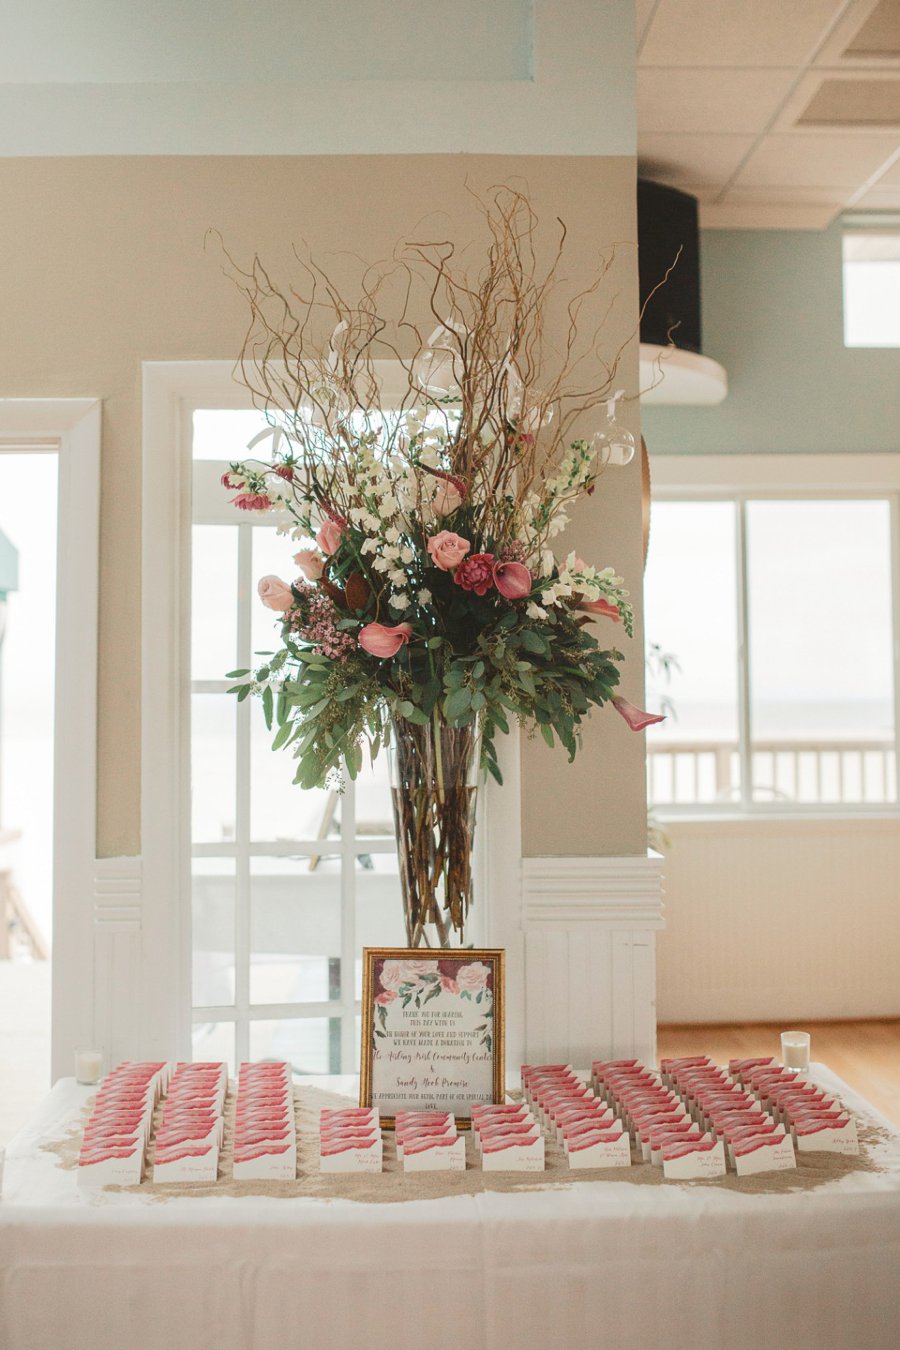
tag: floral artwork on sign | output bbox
[360,948,504,1125]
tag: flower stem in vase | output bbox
[389,716,479,949]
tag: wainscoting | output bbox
[522,854,664,1067]
[656,817,900,1023]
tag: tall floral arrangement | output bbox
[223,190,661,945]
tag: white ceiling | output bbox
[637,0,900,228]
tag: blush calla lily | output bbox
[358,622,413,658]
[611,696,665,732]
[579,597,620,621]
[492,560,532,599]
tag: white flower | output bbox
[384,525,401,544]
[417,588,433,605]
[526,602,548,621]
[400,546,415,565]
[372,557,391,573]
[388,592,409,609]
[360,538,378,555]
[349,507,369,526]
[363,512,381,532]
[382,544,401,562]
[388,568,407,587]
[541,550,556,577]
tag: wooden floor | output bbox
[658,1020,900,1126]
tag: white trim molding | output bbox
[522,854,664,1068]
[0,398,101,1083]
[92,857,143,1071]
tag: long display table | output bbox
[2,1066,899,1350]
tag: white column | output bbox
[522,854,664,1068]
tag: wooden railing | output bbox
[647,738,897,806]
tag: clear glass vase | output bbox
[388,715,480,949]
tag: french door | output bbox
[188,408,408,1074]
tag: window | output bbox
[189,409,407,1074]
[645,487,899,813]
[843,229,900,348]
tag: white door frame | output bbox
[141,361,525,1065]
[0,398,101,1082]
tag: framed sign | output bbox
[360,948,505,1127]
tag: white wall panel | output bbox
[657,818,900,1022]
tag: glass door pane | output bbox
[643,501,741,805]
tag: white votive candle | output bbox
[781,1030,810,1073]
[74,1049,103,1085]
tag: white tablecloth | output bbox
[2,1066,900,1350]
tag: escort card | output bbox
[402,1134,466,1172]
[566,1129,632,1170]
[732,1131,797,1176]
[661,1137,726,1180]
[481,1133,545,1171]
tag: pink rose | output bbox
[579,597,620,622]
[257,575,295,612]
[453,552,495,596]
[359,622,413,658]
[374,991,397,1007]
[430,479,464,518]
[492,560,532,600]
[427,530,471,571]
[232,492,271,511]
[455,961,490,994]
[379,960,405,992]
[611,696,665,732]
[316,519,343,555]
[439,974,459,995]
[293,548,325,582]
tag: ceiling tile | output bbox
[852,183,900,205]
[733,131,900,186]
[866,150,900,184]
[843,0,900,59]
[638,132,756,186]
[720,184,853,204]
[638,67,798,133]
[639,0,845,68]
[797,76,900,125]
[700,201,839,228]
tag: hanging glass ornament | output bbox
[591,389,636,467]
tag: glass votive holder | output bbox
[781,1030,810,1073]
[74,1049,103,1085]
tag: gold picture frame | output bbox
[359,947,505,1129]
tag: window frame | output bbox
[646,453,900,822]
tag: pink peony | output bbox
[374,991,397,1007]
[316,519,343,555]
[492,560,532,600]
[427,530,471,571]
[455,961,491,994]
[221,471,243,490]
[257,575,295,612]
[293,548,325,582]
[232,492,271,511]
[398,960,439,982]
[359,622,413,658]
[579,597,620,622]
[454,552,495,596]
[274,464,294,481]
[611,696,665,732]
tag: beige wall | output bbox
[0,154,644,859]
